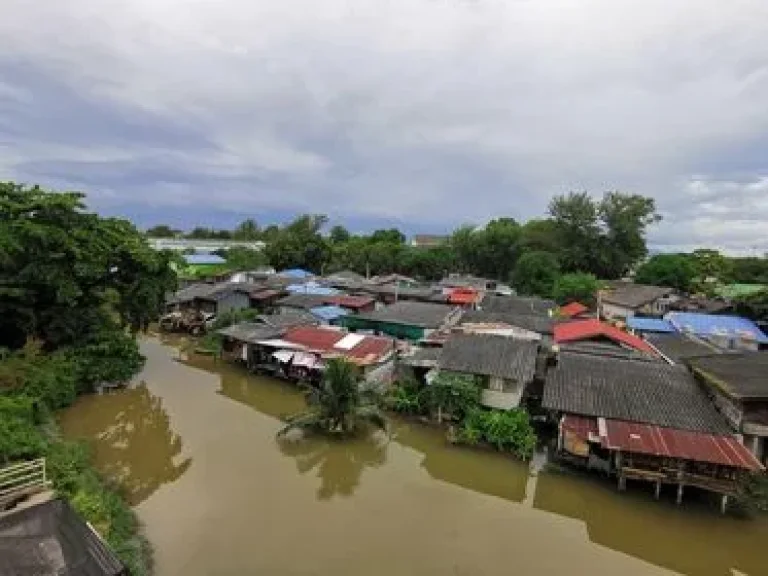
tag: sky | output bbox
[1,0,767,254]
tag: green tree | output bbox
[598,192,661,277]
[329,225,351,244]
[475,218,521,280]
[634,254,697,292]
[449,225,480,273]
[734,289,768,322]
[265,215,330,272]
[553,272,599,306]
[222,247,267,270]
[145,224,180,237]
[691,249,732,283]
[277,359,388,437]
[232,218,260,240]
[730,257,768,284]
[424,372,481,424]
[549,192,601,274]
[511,251,560,297]
[370,228,405,245]
[516,219,560,254]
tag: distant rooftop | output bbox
[183,253,226,266]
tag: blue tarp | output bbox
[310,305,349,322]
[183,254,226,265]
[666,312,768,343]
[281,268,313,279]
[627,317,676,333]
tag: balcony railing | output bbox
[0,458,51,509]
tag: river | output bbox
[59,337,768,576]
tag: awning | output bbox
[292,351,319,369]
[273,350,295,363]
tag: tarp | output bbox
[273,350,295,363]
[292,351,319,368]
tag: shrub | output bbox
[386,378,426,415]
[456,407,537,460]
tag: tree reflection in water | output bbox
[278,434,388,500]
[59,382,192,505]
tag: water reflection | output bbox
[278,435,388,500]
[58,383,192,506]
[393,421,529,503]
[534,469,768,576]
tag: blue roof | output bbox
[285,281,339,296]
[666,312,768,344]
[626,317,676,333]
[310,305,349,322]
[281,268,313,279]
[184,254,226,265]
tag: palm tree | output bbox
[277,358,388,437]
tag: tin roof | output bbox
[310,305,349,322]
[601,419,763,471]
[354,301,455,328]
[554,319,656,355]
[558,302,589,318]
[183,253,226,266]
[440,334,538,383]
[561,414,599,439]
[690,352,768,400]
[601,283,673,309]
[281,326,393,365]
[626,317,676,333]
[666,312,768,344]
[280,268,313,279]
[323,294,376,310]
[481,294,555,316]
[448,288,481,305]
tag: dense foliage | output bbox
[553,273,601,306]
[0,182,174,575]
[457,407,537,460]
[278,359,388,437]
[512,251,561,298]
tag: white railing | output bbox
[0,458,51,507]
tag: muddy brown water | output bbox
[59,337,768,576]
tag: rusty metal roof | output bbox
[601,419,764,471]
[555,319,656,355]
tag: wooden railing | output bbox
[0,458,51,508]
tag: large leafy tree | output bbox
[232,218,261,240]
[553,272,600,306]
[424,372,481,424]
[277,359,388,437]
[549,192,602,274]
[0,182,177,348]
[511,251,560,297]
[265,214,330,272]
[634,254,697,292]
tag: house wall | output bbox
[600,302,634,320]
[217,292,251,315]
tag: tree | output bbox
[553,272,600,306]
[424,372,481,424]
[634,254,697,292]
[265,214,329,272]
[328,225,351,244]
[734,289,768,322]
[222,247,267,270]
[232,218,260,240]
[474,218,521,280]
[369,228,405,245]
[516,219,560,254]
[511,251,560,297]
[277,359,388,437]
[691,249,732,283]
[730,257,768,284]
[0,183,177,348]
[598,192,661,278]
[145,224,180,238]
[549,192,601,274]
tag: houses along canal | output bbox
[59,337,768,576]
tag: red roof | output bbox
[448,288,480,306]
[323,294,375,310]
[250,288,282,300]
[554,319,655,354]
[559,301,589,318]
[601,419,763,471]
[562,414,598,439]
[282,326,393,366]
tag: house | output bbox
[665,312,768,351]
[439,334,539,410]
[410,234,448,248]
[480,294,555,316]
[439,274,497,291]
[217,311,318,362]
[251,326,395,383]
[279,268,314,279]
[309,305,349,325]
[166,282,252,315]
[554,319,657,356]
[456,310,555,341]
[285,281,340,295]
[248,288,284,311]
[275,293,331,314]
[599,283,675,320]
[689,353,768,465]
[0,497,128,575]
[557,301,590,319]
[543,353,759,506]
[626,317,677,336]
[339,301,460,341]
[322,294,377,314]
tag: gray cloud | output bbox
[1,0,767,251]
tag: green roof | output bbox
[715,283,766,299]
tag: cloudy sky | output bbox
[1,0,767,252]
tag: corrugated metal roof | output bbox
[183,254,226,265]
[555,319,656,355]
[354,301,455,328]
[310,305,349,322]
[282,327,393,365]
[481,294,555,315]
[690,352,768,400]
[601,419,763,471]
[627,317,676,333]
[561,414,599,439]
[448,288,481,305]
[645,334,720,363]
[559,302,589,318]
[601,283,673,309]
[323,294,376,310]
[285,282,340,295]
[666,312,768,344]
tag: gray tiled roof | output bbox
[356,301,455,328]
[480,294,555,316]
[460,310,556,334]
[258,310,318,329]
[217,323,282,343]
[275,293,329,310]
[645,334,721,363]
[558,341,662,363]
[439,334,539,383]
[690,352,768,400]
[601,283,673,309]
[543,352,731,434]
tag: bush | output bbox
[0,396,46,462]
[424,372,481,423]
[386,379,426,415]
[456,407,537,460]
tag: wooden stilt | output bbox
[655,481,661,500]
[676,483,684,505]
[721,495,729,515]
[618,475,626,491]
